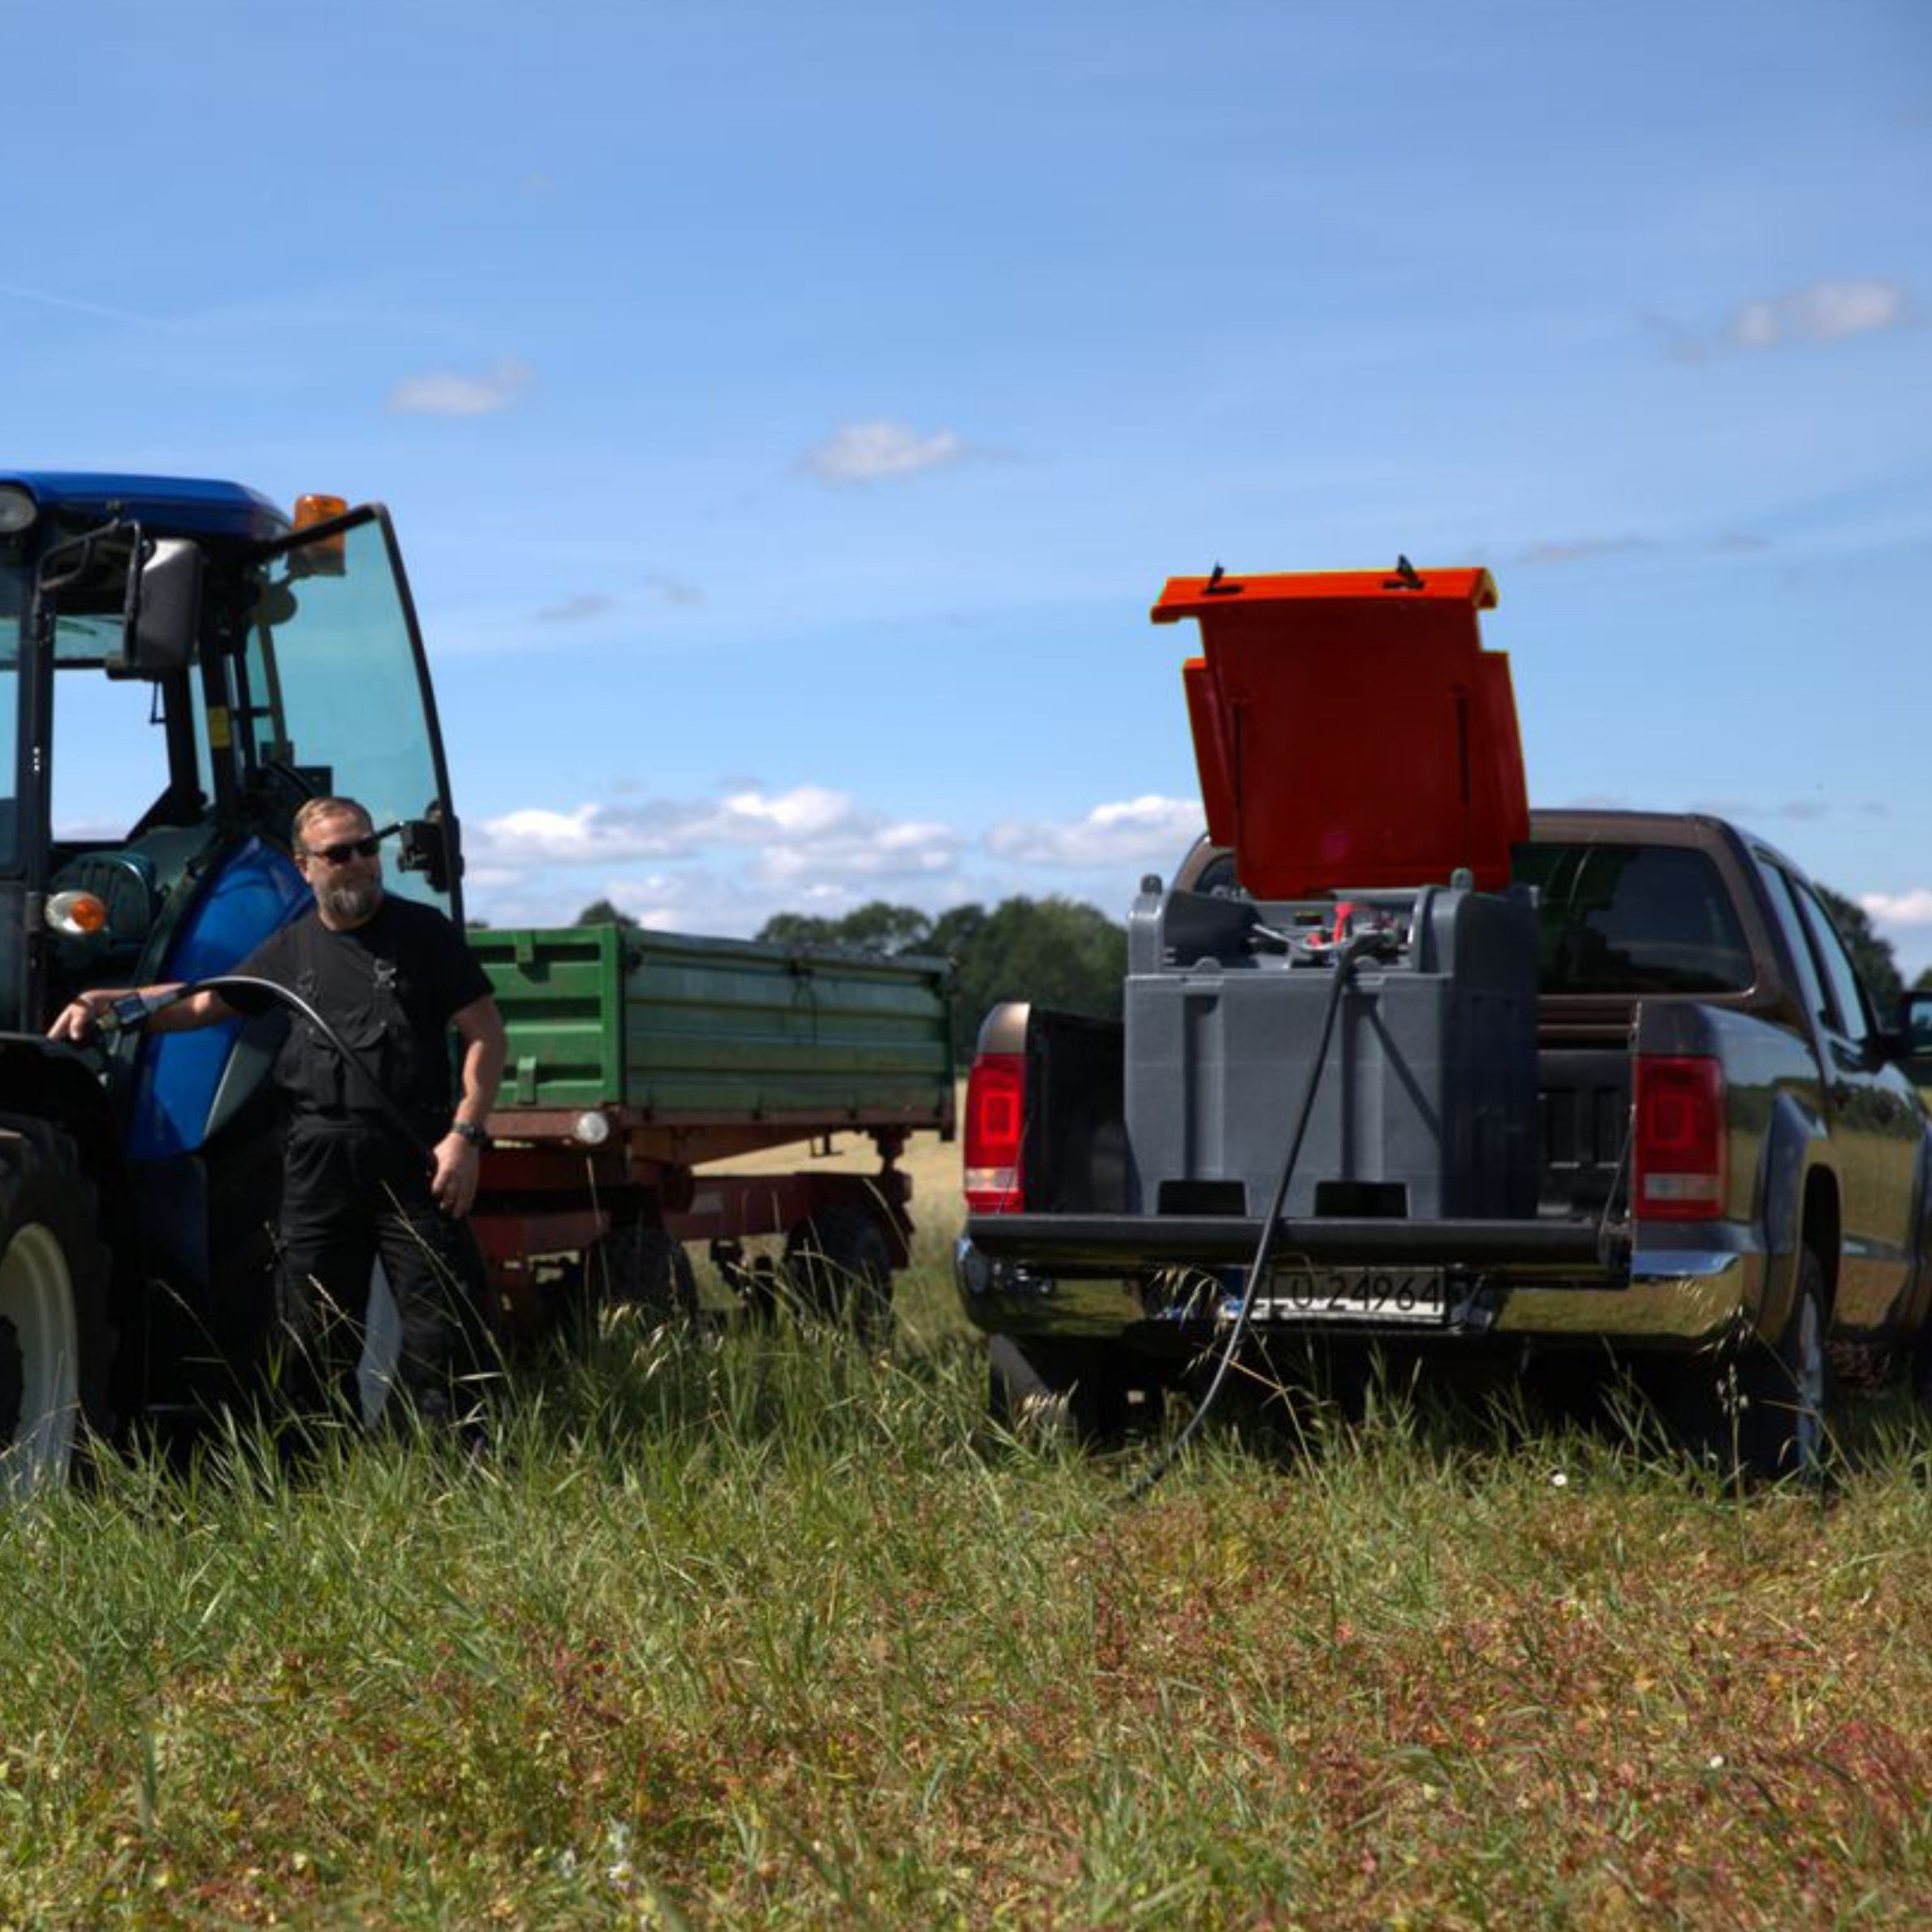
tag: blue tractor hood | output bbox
[0,471,290,543]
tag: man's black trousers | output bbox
[274,1117,497,1431]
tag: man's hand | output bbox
[431,1132,483,1218]
[48,993,110,1045]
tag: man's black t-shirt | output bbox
[231,895,493,1130]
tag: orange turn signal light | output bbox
[46,890,109,937]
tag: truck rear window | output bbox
[1512,843,1753,995]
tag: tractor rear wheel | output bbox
[0,1119,112,1496]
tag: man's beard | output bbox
[320,879,382,925]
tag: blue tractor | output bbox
[0,474,466,1490]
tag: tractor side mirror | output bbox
[396,809,464,895]
[109,537,204,679]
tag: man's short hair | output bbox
[292,796,375,850]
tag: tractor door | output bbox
[235,505,464,923]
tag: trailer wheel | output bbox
[591,1223,699,1326]
[0,1121,112,1496]
[785,1209,894,1347]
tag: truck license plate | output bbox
[1235,1267,1451,1326]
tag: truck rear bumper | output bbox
[956,1218,1760,1351]
[965,1212,1611,1270]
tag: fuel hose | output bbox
[1120,925,1395,1505]
[93,974,438,1167]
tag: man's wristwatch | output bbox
[450,1121,489,1150]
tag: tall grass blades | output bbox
[5,1261,1932,1928]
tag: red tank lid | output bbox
[1152,564,1529,898]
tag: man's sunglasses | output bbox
[304,835,383,866]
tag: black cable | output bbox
[1120,928,1390,1506]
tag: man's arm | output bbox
[48,985,239,1044]
[429,993,508,1218]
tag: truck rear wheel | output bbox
[0,1120,112,1496]
[1732,1248,1832,1481]
[785,1209,894,1348]
[987,1335,1145,1445]
[1667,1248,1833,1483]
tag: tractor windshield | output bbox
[235,511,460,921]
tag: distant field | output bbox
[10,1256,1932,1926]
[703,1086,965,1232]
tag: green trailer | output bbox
[466,924,955,1335]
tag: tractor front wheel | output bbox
[0,1119,112,1496]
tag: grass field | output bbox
[9,1160,1932,1928]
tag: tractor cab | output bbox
[0,475,463,1048]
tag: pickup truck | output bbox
[955,567,1932,1477]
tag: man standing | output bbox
[51,796,507,1435]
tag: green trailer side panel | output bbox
[470,925,954,1120]
[470,925,624,1108]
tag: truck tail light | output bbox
[964,1052,1027,1214]
[1632,1055,1726,1221]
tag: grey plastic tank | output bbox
[1123,878,1540,1221]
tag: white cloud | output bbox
[720,784,852,836]
[1863,888,1932,929]
[985,794,1205,868]
[754,820,960,886]
[800,419,969,486]
[1724,280,1912,351]
[470,785,965,886]
[387,356,535,416]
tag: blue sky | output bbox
[15,1,1932,972]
